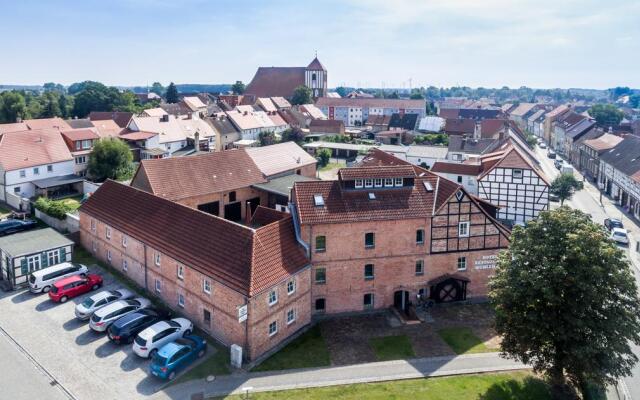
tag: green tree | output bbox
[258,131,276,146]
[335,86,349,98]
[150,82,164,96]
[281,127,305,144]
[0,91,28,123]
[87,138,134,182]
[550,173,584,205]
[317,148,331,167]
[387,91,399,99]
[40,91,62,118]
[490,207,640,399]
[58,94,72,118]
[410,88,425,99]
[72,81,116,117]
[525,134,538,148]
[231,80,245,95]
[112,91,141,113]
[43,82,65,93]
[165,82,179,103]
[628,94,640,109]
[589,104,624,128]
[291,85,312,105]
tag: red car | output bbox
[48,274,103,303]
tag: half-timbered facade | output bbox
[478,147,549,225]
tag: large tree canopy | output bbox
[589,104,624,128]
[87,138,134,182]
[490,207,640,398]
[165,82,179,103]
[231,80,245,95]
[550,173,584,205]
[291,85,312,105]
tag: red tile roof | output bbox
[130,149,267,201]
[444,118,475,135]
[480,119,509,138]
[88,112,134,128]
[430,162,482,175]
[0,129,73,171]
[338,165,416,180]
[0,122,29,134]
[80,181,308,296]
[357,148,430,176]
[245,67,306,98]
[438,109,459,119]
[119,130,158,141]
[60,128,100,142]
[315,97,425,110]
[582,133,623,153]
[23,117,71,131]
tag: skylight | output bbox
[313,194,325,207]
[423,181,433,192]
[368,193,376,200]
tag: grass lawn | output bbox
[252,325,330,372]
[59,196,83,211]
[0,203,11,217]
[438,327,495,355]
[214,371,551,400]
[369,335,415,361]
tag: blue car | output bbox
[149,335,207,380]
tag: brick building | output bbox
[290,165,510,316]
[79,181,310,361]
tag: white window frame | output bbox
[27,255,41,272]
[458,221,470,237]
[394,177,403,187]
[512,169,523,178]
[177,264,184,280]
[364,178,373,188]
[105,226,111,239]
[155,279,161,293]
[47,250,60,266]
[90,219,96,232]
[107,250,112,262]
[457,257,467,271]
[33,167,39,175]
[154,252,161,267]
[286,309,296,325]
[19,170,26,178]
[268,290,278,306]
[287,280,296,295]
[384,178,394,187]
[415,259,424,275]
[268,321,278,337]
[416,229,425,244]
[178,293,185,308]
[203,279,212,294]
[355,179,363,189]
[122,236,127,247]
[122,259,128,271]
[374,178,383,188]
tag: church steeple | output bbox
[305,55,327,98]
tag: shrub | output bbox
[34,197,75,220]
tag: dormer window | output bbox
[374,179,383,188]
[384,178,393,187]
[364,179,373,188]
[394,178,403,187]
[355,179,363,189]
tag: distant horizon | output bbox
[0,1,638,89]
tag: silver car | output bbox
[89,297,152,332]
[74,288,134,320]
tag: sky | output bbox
[1,0,639,89]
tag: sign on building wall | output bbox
[238,304,248,323]
[474,255,497,270]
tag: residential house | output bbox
[526,109,547,137]
[388,113,419,130]
[508,103,538,130]
[446,136,497,162]
[599,135,640,218]
[315,98,425,127]
[91,119,125,138]
[271,97,292,110]
[308,119,345,135]
[543,105,570,144]
[140,108,169,117]
[563,118,598,166]
[551,111,586,154]
[23,117,72,131]
[0,122,29,134]
[79,180,310,361]
[579,133,623,181]
[290,165,510,315]
[88,112,134,129]
[65,118,95,129]
[60,128,101,175]
[206,114,240,151]
[299,104,326,120]
[417,116,445,133]
[245,142,317,179]
[443,118,475,136]
[0,129,77,204]
[364,114,392,132]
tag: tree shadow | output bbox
[479,376,552,400]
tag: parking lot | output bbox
[0,264,172,400]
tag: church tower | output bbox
[305,56,327,98]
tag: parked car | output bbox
[133,318,193,358]
[610,228,630,245]
[149,336,207,380]
[554,159,563,169]
[107,309,167,344]
[29,263,89,293]
[0,218,37,236]
[604,218,624,232]
[89,297,152,332]
[549,192,560,202]
[74,288,134,320]
[547,151,557,159]
[49,274,103,303]
[539,142,547,149]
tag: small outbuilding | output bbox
[0,228,74,289]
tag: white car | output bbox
[611,228,630,245]
[89,297,152,332]
[29,263,88,293]
[539,142,547,149]
[74,288,134,320]
[132,318,193,358]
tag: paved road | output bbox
[535,146,640,400]
[160,353,528,398]
[0,327,71,400]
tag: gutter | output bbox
[288,202,310,257]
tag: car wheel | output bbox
[183,329,192,337]
[149,349,158,358]
[91,284,99,291]
[198,349,205,358]
[42,286,51,293]
[168,371,176,380]
[60,296,68,303]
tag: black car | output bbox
[547,151,557,159]
[604,218,624,232]
[107,309,167,344]
[0,218,37,236]
[554,159,563,170]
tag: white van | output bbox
[29,262,88,293]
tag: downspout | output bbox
[288,202,310,257]
[143,244,148,290]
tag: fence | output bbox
[5,192,30,212]
[34,209,80,233]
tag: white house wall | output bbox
[5,160,75,198]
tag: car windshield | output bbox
[108,290,120,297]
[152,352,168,366]
[29,275,36,283]
[82,297,95,308]
[614,231,627,237]
[128,299,141,306]
[50,286,59,294]
[168,320,181,328]
[91,313,101,323]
